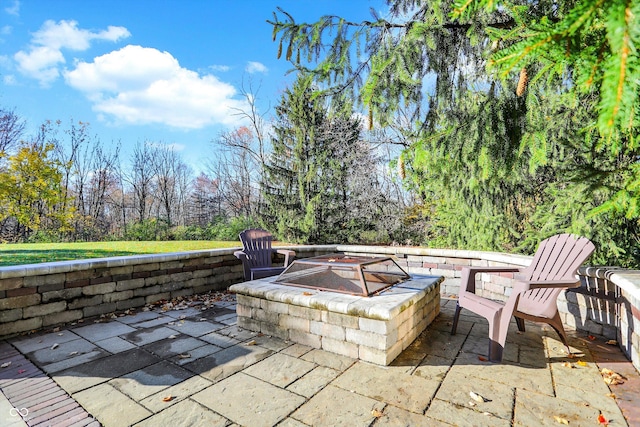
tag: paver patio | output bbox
[1,296,638,426]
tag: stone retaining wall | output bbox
[1,243,638,372]
[0,245,335,338]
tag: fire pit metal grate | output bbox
[274,253,410,296]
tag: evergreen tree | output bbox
[261,74,371,244]
[268,0,640,266]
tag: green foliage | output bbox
[261,74,376,244]
[205,216,259,241]
[0,142,72,241]
[268,0,640,267]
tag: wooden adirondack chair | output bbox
[234,229,295,281]
[451,234,595,362]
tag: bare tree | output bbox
[0,108,26,154]
[127,142,156,222]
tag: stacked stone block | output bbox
[232,276,442,366]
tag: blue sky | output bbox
[0,0,384,172]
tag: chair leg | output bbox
[546,313,571,354]
[488,340,504,362]
[451,302,462,335]
[515,316,526,332]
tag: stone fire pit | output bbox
[230,274,442,365]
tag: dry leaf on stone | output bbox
[69,351,78,356]
[606,340,617,346]
[178,353,191,359]
[371,409,384,418]
[553,415,570,424]
[597,413,609,425]
[302,292,313,296]
[245,340,257,346]
[576,360,588,367]
[1,361,11,368]
[469,391,487,403]
[588,335,596,341]
[168,335,177,339]
[566,353,577,359]
[162,395,174,402]
[601,368,626,385]
[606,393,616,399]
[468,401,477,407]
[478,356,488,362]
[51,343,59,350]
[562,362,574,368]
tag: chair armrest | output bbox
[276,249,296,267]
[463,266,523,274]
[460,266,523,294]
[234,250,248,260]
[516,278,581,289]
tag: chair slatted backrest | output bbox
[240,229,274,269]
[517,234,595,317]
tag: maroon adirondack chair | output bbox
[451,234,595,362]
[234,229,295,280]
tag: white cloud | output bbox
[65,45,248,130]
[209,64,230,72]
[245,61,267,74]
[14,20,130,86]
[4,0,19,16]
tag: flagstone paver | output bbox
[192,372,305,427]
[133,398,228,427]
[291,384,385,426]
[72,383,151,427]
[1,296,638,427]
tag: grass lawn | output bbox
[0,241,243,267]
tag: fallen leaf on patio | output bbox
[606,393,616,399]
[371,409,384,418]
[1,362,11,368]
[18,369,26,374]
[588,335,596,340]
[51,343,59,350]
[483,412,491,416]
[597,413,609,425]
[469,391,487,403]
[199,318,206,322]
[606,340,617,346]
[302,292,313,296]
[162,395,174,402]
[478,356,488,362]
[576,360,587,367]
[168,335,177,339]
[562,362,574,368]
[245,340,257,346]
[566,353,577,359]
[468,401,477,407]
[69,351,78,356]
[553,415,569,424]
[178,353,191,359]
[601,368,625,385]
